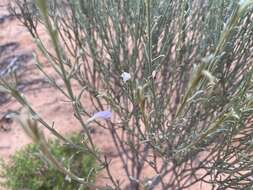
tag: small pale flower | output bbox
[86,110,112,124]
[121,72,131,83]
[93,111,112,119]
[147,180,152,186]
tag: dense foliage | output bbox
[0,135,96,190]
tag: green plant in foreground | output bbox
[0,134,96,190]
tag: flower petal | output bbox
[121,72,131,83]
[93,111,112,119]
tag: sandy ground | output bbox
[0,1,212,190]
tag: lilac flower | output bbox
[86,110,112,124]
[93,111,112,119]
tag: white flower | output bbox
[147,180,152,186]
[121,72,131,83]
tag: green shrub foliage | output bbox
[1,135,96,190]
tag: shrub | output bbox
[2,0,253,189]
[0,134,96,190]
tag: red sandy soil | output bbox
[0,1,211,190]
